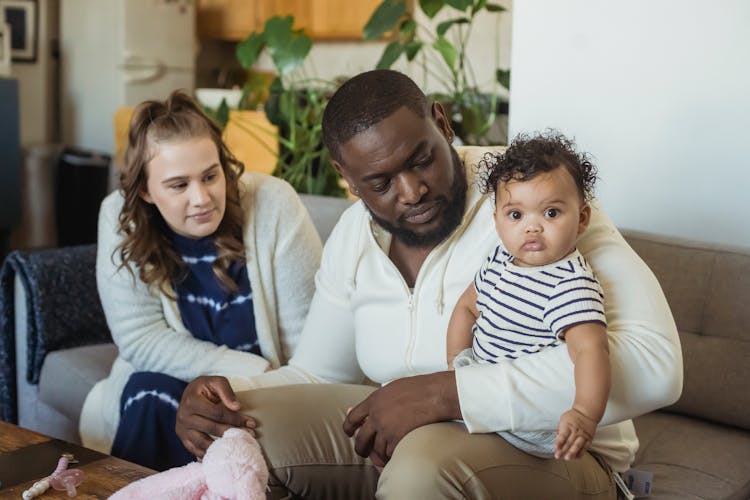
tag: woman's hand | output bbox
[175,376,255,458]
[342,371,460,466]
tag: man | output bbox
[176,70,682,499]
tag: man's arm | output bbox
[345,205,682,462]
[176,284,365,457]
[176,204,368,455]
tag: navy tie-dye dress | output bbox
[110,232,260,470]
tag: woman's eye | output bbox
[170,183,187,191]
[204,173,217,182]
[508,210,522,220]
[545,208,560,218]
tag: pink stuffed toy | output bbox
[109,428,268,500]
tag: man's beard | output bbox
[368,148,468,249]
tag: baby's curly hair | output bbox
[480,130,598,202]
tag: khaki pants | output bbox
[237,384,616,500]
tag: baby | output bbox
[447,131,609,461]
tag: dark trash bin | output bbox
[56,147,111,247]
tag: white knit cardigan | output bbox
[79,173,322,452]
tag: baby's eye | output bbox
[545,208,560,218]
[508,210,522,220]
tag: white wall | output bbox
[10,0,58,147]
[509,1,750,248]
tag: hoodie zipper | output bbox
[366,166,489,374]
[377,240,447,374]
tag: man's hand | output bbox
[342,371,460,466]
[554,408,597,460]
[175,376,255,458]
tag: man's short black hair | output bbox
[480,130,598,202]
[322,69,430,163]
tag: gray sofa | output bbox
[7,195,750,499]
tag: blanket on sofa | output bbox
[0,245,111,422]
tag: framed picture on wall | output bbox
[0,0,37,63]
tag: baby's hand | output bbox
[554,408,597,460]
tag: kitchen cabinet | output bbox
[197,0,381,41]
[197,0,259,41]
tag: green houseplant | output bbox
[235,16,344,197]
[363,0,510,145]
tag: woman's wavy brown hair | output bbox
[116,90,246,297]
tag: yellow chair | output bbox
[223,110,278,175]
[113,107,134,169]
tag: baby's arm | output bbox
[554,322,610,460]
[446,283,480,368]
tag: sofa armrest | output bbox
[1,245,111,422]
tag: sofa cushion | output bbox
[299,194,355,244]
[674,330,750,431]
[703,251,750,341]
[38,343,118,422]
[633,411,750,500]
[624,232,750,430]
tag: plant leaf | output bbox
[445,0,472,11]
[215,99,230,128]
[271,33,312,76]
[399,18,416,42]
[419,0,445,18]
[376,41,406,69]
[433,36,458,73]
[485,3,507,12]
[263,16,294,48]
[263,77,285,126]
[436,17,469,36]
[458,100,492,144]
[363,0,407,40]
[496,68,511,89]
[236,33,265,69]
[405,41,423,61]
[474,0,488,11]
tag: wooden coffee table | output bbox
[0,421,155,498]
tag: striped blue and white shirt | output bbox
[472,245,606,363]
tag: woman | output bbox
[79,91,322,470]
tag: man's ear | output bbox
[578,203,592,235]
[333,160,358,197]
[431,102,455,143]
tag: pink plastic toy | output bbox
[50,469,86,497]
[109,428,268,500]
[22,453,78,499]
